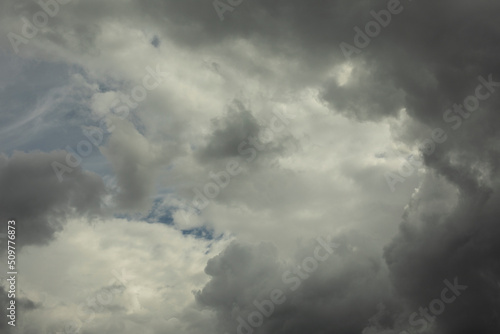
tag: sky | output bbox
[0,0,500,333]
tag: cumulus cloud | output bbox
[0,150,106,249]
[196,101,261,163]
[196,235,392,334]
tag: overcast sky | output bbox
[1,0,500,333]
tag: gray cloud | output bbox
[196,100,261,162]
[100,118,181,212]
[383,174,500,334]
[196,235,392,334]
[0,150,106,249]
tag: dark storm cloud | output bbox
[0,150,106,249]
[320,63,406,121]
[134,0,500,122]
[196,100,260,162]
[195,99,300,178]
[377,1,500,331]
[196,235,392,334]
[384,173,500,334]
[135,0,373,59]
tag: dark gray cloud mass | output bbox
[196,101,261,162]
[196,236,392,334]
[0,151,106,249]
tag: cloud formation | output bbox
[1,0,500,333]
[0,150,106,249]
